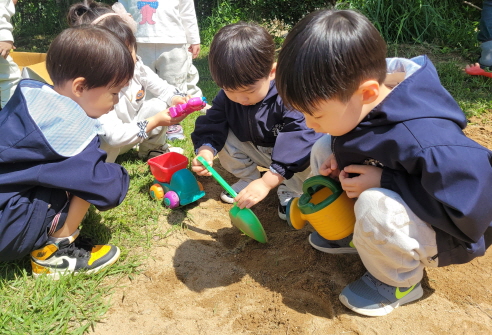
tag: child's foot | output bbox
[277,184,300,220]
[339,272,423,316]
[31,234,120,280]
[308,231,358,254]
[219,180,250,204]
[138,144,184,160]
[200,103,212,114]
[166,124,185,141]
[465,63,492,78]
[220,190,235,204]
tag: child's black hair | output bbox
[46,25,134,89]
[67,0,136,51]
[276,9,387,115]
[209,22,275,90]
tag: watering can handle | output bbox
[197,156,238,197]
[302,175,343,194]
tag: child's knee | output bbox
[310,134,332,173]
[354,188,410,238]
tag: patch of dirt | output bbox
[91,117,492,335]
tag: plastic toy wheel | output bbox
[197,181,204,191]
[164,191,180,208]
[149,184,164,201]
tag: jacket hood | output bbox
[360,56,467,129]
[0,80,102,163]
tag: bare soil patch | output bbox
[91,115,492,335]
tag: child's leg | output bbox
[99,99,173,162]
[353,188,438,287]
[185,49,203,97]
[134,98,183,158]
[0,55,21,108]
[49,195,89,238]
[277,167,312,220]
[31,194,120,280]
[217,130,266,195]
[136,42,158,73]
[140,43,189,93]
[310,134,332,176]
[339,188,438,316]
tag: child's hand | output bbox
[0,41,14,59]
[191,147,214,176]
[153,109,186,127]
[170,95,190,106]
[319,154,340,179]
[235,179,270,209]
[339,164,382,198]
[188,44,201,59]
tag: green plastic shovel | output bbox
[197,156,267,243]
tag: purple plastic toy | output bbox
[169,96,207,118]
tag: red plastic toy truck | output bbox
[147,152,205,208]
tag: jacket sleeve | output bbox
[36,137,130,211]
[270,107,323,179]
[0,0,15,42]
[191,91,229,153]
[380,144,492,243]
[179,0,200,45]
[98,111,142,148]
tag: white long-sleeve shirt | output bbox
[98,57,181,148]
[0,0,15,42]
[119,0,200,44]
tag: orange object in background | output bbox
[10,52,53,85]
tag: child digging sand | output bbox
[0,25,134,279]
[276,9,492,316]
[191,22,322,219]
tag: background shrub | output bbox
[11,0,484,58]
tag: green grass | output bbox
[1,41,491,334]
[0,50,219,334]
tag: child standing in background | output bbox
[119,0,208,141]
[0,0,20,108]
[68,1,190,161]
[191,22,323,220]
[0,25,133,279]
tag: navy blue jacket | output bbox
[0,80,129,261]
[191,81,323,179]
[332,56,492,267]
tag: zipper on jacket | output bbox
[331,136,340,167]
[246,104,259,146]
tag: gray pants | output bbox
[218,130,311,196]
[311,134,438,287]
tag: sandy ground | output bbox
[90,116,492,335]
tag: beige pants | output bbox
[218,130,311,196]
[137,43,202,97]
[0,55,20,108]
[310,134,438,287]
[100,98,169,163]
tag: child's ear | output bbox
[269,62,277,80]
[72,77,87,97]
[358,80,380,105]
